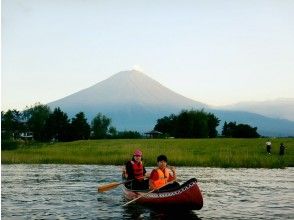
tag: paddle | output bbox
[98,179,134,193]
[122,180,174,207]
[98,176,147,193]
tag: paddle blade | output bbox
[98,182,120,193]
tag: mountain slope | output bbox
[50,70,207,107]
[48,70,207,131]
[48,70,294,136]
[219,98,294,121]
[209,109,294,137]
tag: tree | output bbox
[154,115,176,136]
[207,113,220,138]
[186,110,209,138]
[221,121,260,138]
[234,124,260,138]
[70,112,90,140]
[175,110,193,138]
[222,121,228,137]
[91,113,111,139]
[116,131,142,139]
[1,110,24,140]
[108,126,118,137]
[44,107,70,141]
[23,103,51,141]
[154,109,219,138]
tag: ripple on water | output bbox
[1,165,294,219]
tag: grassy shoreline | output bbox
[1,138,293,168]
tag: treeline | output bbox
[154,109,260,138]
[2,104,260,144]
[1,103,141,142]
[222,121,260,138]
[154,109,220,138]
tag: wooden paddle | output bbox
[98,176,147,193]
[98,179,133,193]
[122,180,174,207]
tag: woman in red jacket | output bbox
[123,149,149,190]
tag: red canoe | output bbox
[123,178,203,210]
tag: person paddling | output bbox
[149,154,180,190]
[122,149,149,190]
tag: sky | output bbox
[2,0,294,111]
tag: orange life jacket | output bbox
[151,168,170,189]
[131,161,144,181]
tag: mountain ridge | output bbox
[48,70,294,136]
[218,98,294,122]
[52,70,207,107]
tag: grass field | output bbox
[1,138,293,168]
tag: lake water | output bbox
[1,165,293,219]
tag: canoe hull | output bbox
[123,178,203,210]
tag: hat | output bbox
[133,149,142,156]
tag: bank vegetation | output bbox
[2,138,293,168]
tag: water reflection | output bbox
[122,204,201,220]
[123,204,146,219]
[149,209,200,220]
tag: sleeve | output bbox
[125,161,134,180]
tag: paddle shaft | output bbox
[98,176,146,193]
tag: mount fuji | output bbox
[48,70,294,137]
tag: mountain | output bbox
[48,70,294,137]
[208,109,294,137]
[48,70,207,131]
[218,98,294,121]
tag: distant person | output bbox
[266,140,272,154]
[279,143,286,156]
[149,154,180,190]
[122,149,149,190]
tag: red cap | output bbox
[133,149,142,156]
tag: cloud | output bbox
[132,65,144,72]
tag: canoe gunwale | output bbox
[122,178,203,210]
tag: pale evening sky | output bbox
[2,0,294,111]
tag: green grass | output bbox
[1,138,293,168]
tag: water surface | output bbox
[1,165,293,219]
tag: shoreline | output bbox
[2,138,293,168]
